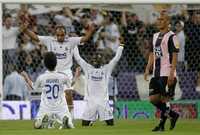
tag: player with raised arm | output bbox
[144,11,179,132]
[22,52,74,129]
[22,23,95,114]
[73,43,124,126]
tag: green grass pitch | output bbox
[0,119,199,135]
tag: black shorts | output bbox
[149,76,177,97]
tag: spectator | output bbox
[121,11,144,72]
[79,12,93,35]
[108,75,118,101]
[90,9,104,26]
[54,7,76,34]
[175,20,186,70]
[98,12,120,53]
[3,14,19,50]
[17,4,37,32]
[18,33,36,52]
[17,4,30,24]
[3,62,30,100]
[185,10,200,72]
[46,21,56,36]
[18,50,43,82]
[3,13,21,76]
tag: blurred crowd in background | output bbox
[2,4,200,101]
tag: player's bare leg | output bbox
[150,94,179,132]
[65,67,81,115]
[65,90,74,114]
[149,94,166,131]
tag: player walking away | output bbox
[22,52,74,129]
[144,11,179,132]
[21,23,95,114]
[73,43,124,126]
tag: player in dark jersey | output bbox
[144,11,180,132]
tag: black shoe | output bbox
[152,126,164,132]
[89,121,94,126]
[62,116,69,129]
[170,113,179,130]
[41,114,49,129]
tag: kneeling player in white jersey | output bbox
[22,52,74,129]
[74,44,124,126]
[22,23,95,115]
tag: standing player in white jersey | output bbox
[144,11,179,132]
[22,52,74,129]
[73,43,124,126]
[22,24,95,113]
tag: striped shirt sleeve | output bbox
[168,35,180,53]
[3,76,11,99]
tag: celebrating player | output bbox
[22,52,74,129]
[144,11,179,131]
[73,43,124,126]
[22,23,95,114]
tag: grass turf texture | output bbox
[0,119,199,135]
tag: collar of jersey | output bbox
[53,37,69,42]
[45,70,57,73]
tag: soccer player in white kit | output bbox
[22,24,95,113]
[22,52,73,129]
[73,43,124,126]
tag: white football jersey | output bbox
[38,36,82,71]
[74,46,123,101]
[34,70,71,110]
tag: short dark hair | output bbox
[4,14,12,19]
[3,14,12,22]
[55,25,66,34]
[44,52,57,71]
[13,60,23,73]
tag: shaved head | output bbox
[156,10,171,31]
[160,10,171,21]
[55,25,66,42]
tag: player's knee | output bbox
[149,97,158,105]
[82,120,91,126]
[105,119,114,126]
[149,94,161,104]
